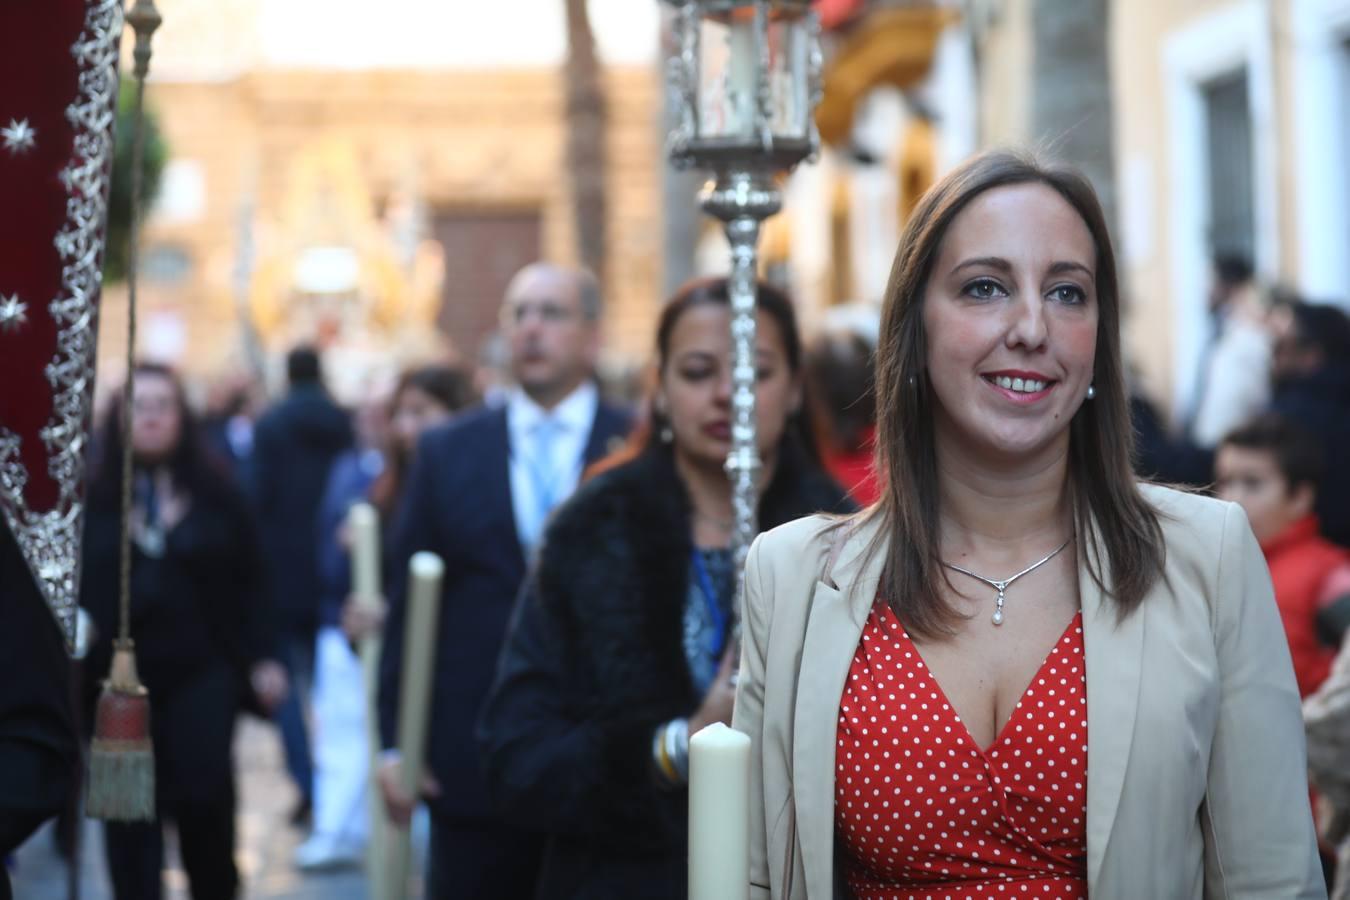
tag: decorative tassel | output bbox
[86,643,155,821]
[87,0,162,825]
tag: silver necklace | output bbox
[941,535,1074,626]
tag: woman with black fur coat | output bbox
[479,278,854,899]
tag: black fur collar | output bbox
[534,441,851,716]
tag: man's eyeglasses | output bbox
[502,301,579,326]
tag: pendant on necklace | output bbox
[939,536,1074,630]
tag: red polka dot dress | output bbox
[835,600,1088,899]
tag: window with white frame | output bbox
[1202,70,1256,265]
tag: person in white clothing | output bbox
[1188,254,1273,448]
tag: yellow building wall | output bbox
[105,64,664,388]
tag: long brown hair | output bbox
[865,148,1165,638]
[90,362,232,506]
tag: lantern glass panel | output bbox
[766,13,810,139]
[697,15,758,140]
[693,7,812,146]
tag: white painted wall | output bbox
[1290,0,1350,306]
[920,18,979,173]
[1161,0,1277,416]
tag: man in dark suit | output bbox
[376,263,630,899]
[250,346,353,822]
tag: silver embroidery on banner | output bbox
[0,0,122,653]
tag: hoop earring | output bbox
[1086,384,1096,400]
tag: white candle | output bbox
[385,551,444,899]
[347,502,388,897]
[688,722,752,900]
[348,502,381,603]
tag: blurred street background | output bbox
[9,0,1350,896]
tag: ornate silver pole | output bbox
[661,0,822,591]
[701,173,780,575]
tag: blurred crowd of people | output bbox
[1129,252,1350,890]
[62,240,1350,898]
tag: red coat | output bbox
[1261,516,1350,697]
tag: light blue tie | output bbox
[526,416,562,546]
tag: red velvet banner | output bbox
[0,0,121,650]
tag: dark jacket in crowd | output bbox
[377,401,631,825]
[81,471,274,900]
[478,440,852,900]
[314,448,382,628]
[1272,361,1350,547]
[1130,394,1214,487]
[250,383,352,634]
[81,472,275,710]
[0,523,76,855]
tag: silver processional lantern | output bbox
[661,0,823,583]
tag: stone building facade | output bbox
[104,0,664,401]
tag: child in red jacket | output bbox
[1217,413,1350,698]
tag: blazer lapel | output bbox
[491,408,527,574]
[1080,524,1145,889]
[792,518,884,898]
[581,402,626,465]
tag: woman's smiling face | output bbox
[921,182,1100,463]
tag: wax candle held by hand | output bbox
[688,721,751,900]
[348,502,381,605]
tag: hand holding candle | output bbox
[347,501,387,896]
[688,722,751,900]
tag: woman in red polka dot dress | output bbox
[836,610,1088,899]
[732,151,1324,899]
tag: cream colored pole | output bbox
[384,552,444,899]
[347,502,387,899]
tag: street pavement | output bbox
[8,718,370,899]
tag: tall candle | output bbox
[385,551,444,899]
[348,502,381,603]
[688,722,751,900]
[347,502,388,898]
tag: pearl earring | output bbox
[1086,384,1096,400]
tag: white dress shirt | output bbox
[507,380,599,553]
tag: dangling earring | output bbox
[1086,384,1096,400]
[907,375,917,388]
[654,397,673,443]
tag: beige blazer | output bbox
[733,484,1324,899]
